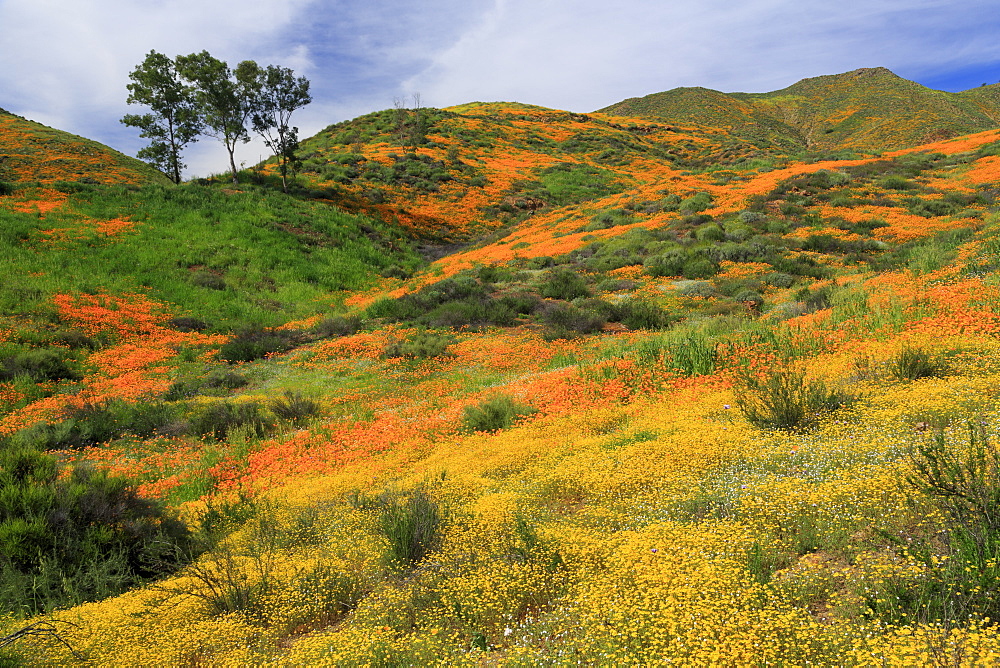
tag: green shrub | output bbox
[0,349,79,383]
[679,191,713,213]
[461,395,537,433]
[191,401,274,441]
[0,446,196,614]
[312,315,362,339]
[204,369,250,390]
[694,223,725,242]
[644,250,687,277]
[377,488,442,567]
[218,327,302,364]
[637,334,718,376]
[541,302,605,338]
[169,316,209,332]
[269,390,321,424]
[613,299,675,330]
[736,369,851,431]
[889,347,948,380]
[681,257,718,280]
[868,426,1000,625]
[383,330,455,359]
[539,268,590,300]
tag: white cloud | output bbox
[405,0,1000,110]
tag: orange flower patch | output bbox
[716,261,776,280]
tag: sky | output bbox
[3,0,1000,179]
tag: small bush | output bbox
[204,369,250,390]
[736,369,851,431]
[383,330,455,359]
[540,302,605,338]
[218,328,301,364]
[891,426,1000,623]
[889,346,948,380]
[0,348,79,383]
[461,395,537,433]
[0,446,196,614]
[539,268,590,300]
[312,316,362,339]
[169,316,209,332]
[191,271,227,290]
[377,488,443,568]
[191,401,274,441]
[269,390,321,424]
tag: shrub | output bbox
[269,390,321,424]
[312,315,362,339]
[679,191,713,213]
[169,316,209,332]
[681,257,718,280]
[191,271,227,290]
[539,268,590,300]
[218,327,301,364]
[736,369,851,431]
[204,369,250,390]
[377,488,443,568]
[613,299,675,330]
[0,348,79,383]
[0,446,196,614]
[883,426,1000,624]
[889,346,948,380]
[540,302,605,338]
[637,334,718,376]
[383,330,455,359]
[644,250,687,277]
[191,401,274,441]
[461,395,537,433]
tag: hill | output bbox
[601,67,1000,153]
[0,108,171,186]
[5,70,1000,664]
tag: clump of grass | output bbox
[376,488,442,568]
[269,390,321,424]
[889,346,948,380]
[191,400,274,441]
[868,425,1000,625]
[218,327,303,364]
[461,395,538,433]
[736,369,852,431]
[383,330,455,359]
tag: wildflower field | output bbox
[5,73,1000,665]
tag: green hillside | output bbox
[600,67,1000,153]
[6,67,1000,664]
[0,108,171,186]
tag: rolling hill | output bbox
[4,68,1000,664]
[601,66,1000,153]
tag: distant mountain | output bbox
[599,67,1000,152]
[0,108,171,185]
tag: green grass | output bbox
[0,182,421,332]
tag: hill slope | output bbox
[0,108,171,186]
[7,72,1000,664]
[601,67,1000,153]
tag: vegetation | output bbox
[8,67,1000,664]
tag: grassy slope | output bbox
[0,109,171,186]
[601,67,1000,154]
[5,82,1000,664]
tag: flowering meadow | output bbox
[5,88,1000,665]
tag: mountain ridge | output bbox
[599,66,1000,153]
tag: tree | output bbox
[176,51,256,184]
[120,50,202,184]
[240,61,312,193]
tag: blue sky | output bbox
[3,0,1000,178]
